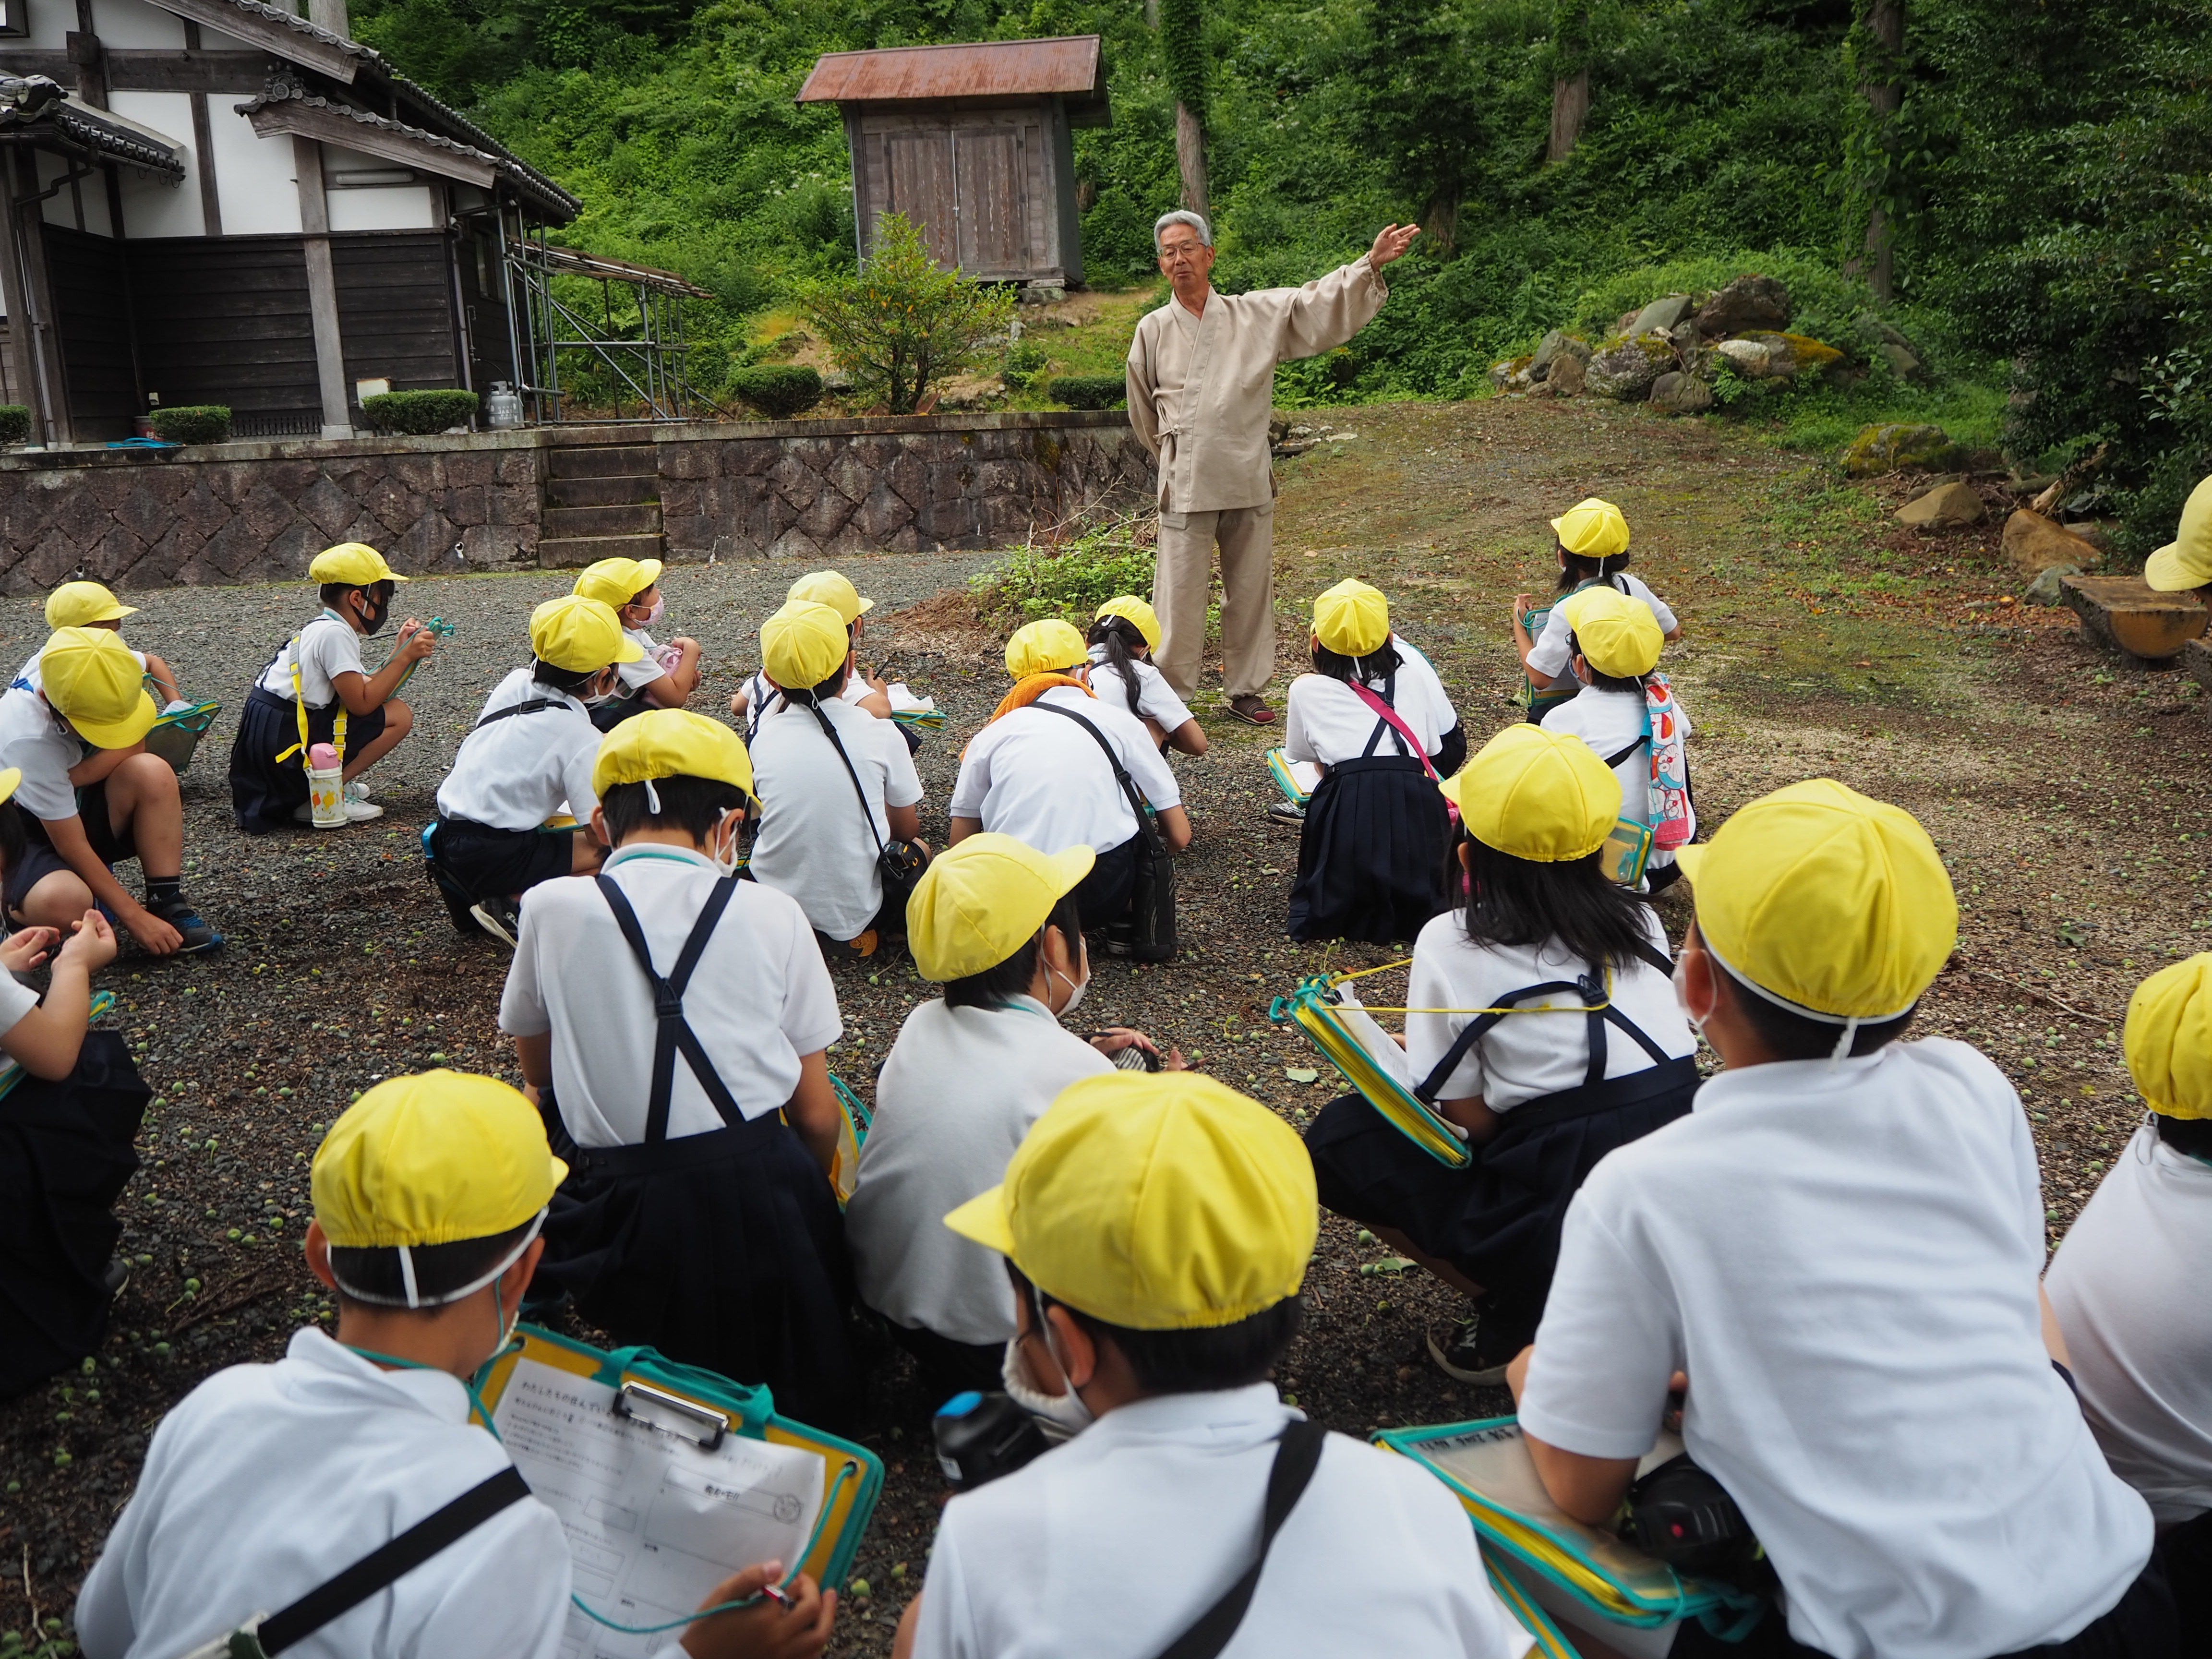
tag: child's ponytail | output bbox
[1085,617,1148,721]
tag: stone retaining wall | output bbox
[0,412,1153,592]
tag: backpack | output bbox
[1642,673,1695,849]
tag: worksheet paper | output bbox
[492,1358,826,1659]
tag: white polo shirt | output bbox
[0,685,85,822]
[1521,1040,2153,1659]
[912,1382,1536,1659]
[748,696,925,942]
[14,645,145,695]
[1283,672,1443,768]
[1391,634,1461,736]
[847,995,1114,1345]
[257,614,367,709]
[1406,907,1692,1109]
[73,1327,594,1659]
[615,626,670,694]
[435,669,601,831]
[498,843,841,1145]
[2045,1125,2212,1523]
[1083,646,1193,735]
[1525,575,1678,682]
[949,687,1180,856]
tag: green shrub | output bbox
[794,212,1014,414]
[1048,374,1126,410]
[972,515,1159,624]
[361,389,480,435]
[1003,339,1050,391]
[726,364,823,418]
[0,405,29,446]
[147,405,230,445]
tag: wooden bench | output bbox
[2059,575,2210,668]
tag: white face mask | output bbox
[1673,958,1708,1035]
[581,669,620,707]
[1001,1336,1094,1435]
[1044,932,1090,1016]
[709,808,741,879]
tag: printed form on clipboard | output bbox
[493,1358,826,1659]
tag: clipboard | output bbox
[828,1073,872,1208]
[474,1324,882,1616]
[1266,749,1319,808]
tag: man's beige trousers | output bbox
[1151,501,1275,701]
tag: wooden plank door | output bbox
[882,127,957,267]
[952,125,1025,275]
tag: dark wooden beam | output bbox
[69,0,108,108]
[142,0,360,83]
[0,49,276,93]
[8,150,73,446]
[292,135,350,435]
[0,151,47,442]
[245,97,496,189]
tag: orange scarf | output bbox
[963,672,1094,758]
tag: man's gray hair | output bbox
[1154,209,1214,251]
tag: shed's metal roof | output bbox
[799,36,1104,109]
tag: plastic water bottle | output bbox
[486,382,524,430]
[307,743,345,828]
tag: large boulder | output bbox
[1530,329,1593,379]
[1741,331,1845,380]
[1585,332,1675,401]
[1694,275,1791,337]
[1628,294,1696,338]
[1541,351,1587,396]
[1896,481,1985,528]
[1840,423,1961,477]
[1649,372,1714,416]
[2003,509,2104,577]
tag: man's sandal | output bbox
[1225,695,1276,725]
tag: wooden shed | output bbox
[798,36,1109,288]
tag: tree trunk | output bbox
[1176,101,1208,216]
[1859,0,1904,301]
[1548,68,1589,163]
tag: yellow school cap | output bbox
[2146,474,2212,592]
[1551,498,1631,558]
[40,627,156,749]
[592,708,756,802]
[1095,595,1162,652]
[309,542,407,586]
[1675,779,1955,1021]
[1312,578,1391,657]
[530,594,644,673]
[45,581,136,628]
[2122,953,2212,1120]
[313,1070,566,1250]
[908,832,1093,982]
[761,599,851,690]
[1004,618,1088,679]
[788,569,874,623]
[1559,585,1663,678]
[1442,724,1620,863]
[945,1073,1318,1331]
[573,556,664,608]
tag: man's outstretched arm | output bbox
[1268,223,1420,361]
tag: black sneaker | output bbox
[148,899,222,954]
[1266,799,1306,824]
[1427,1314,1514,1385]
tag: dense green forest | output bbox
[354,0,2212,553]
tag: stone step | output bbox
[2059,575,2210,667]
[548,445,658,481]
[544,502,662,539]
[2184,637,2212,701]
[539,531,665,570]
[547,474,660,509]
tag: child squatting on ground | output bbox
[15,581,183,706]
[572,555,704,731]
[1512,497,1681,723]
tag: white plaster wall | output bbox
[88,0,188,48]
[108,90,204,237]
[35,147,117,234]
[22,0,70,49]
[326,184,433,231]
[209,107,301,234]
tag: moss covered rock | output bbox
[1840,423,1961,477]
[1585,333,1674,401]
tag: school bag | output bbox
[1033,702,1177,962]
[1599,673,1694,866]
[799,700,931,915]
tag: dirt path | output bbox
[1,397,2204,1653]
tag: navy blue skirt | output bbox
[1287,754,1453,944]
[228,686,385,834]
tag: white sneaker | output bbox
[296,799,383,824]
[344,779,374,803]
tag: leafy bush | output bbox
[794,212,1013,415]
[1048,374,1127,410]
[0,405,29,446]
[1003,338,1050,391]
[972,516,1160,625]
[362,389,480,435]
[147,405,230,445]
[726,364,823,418]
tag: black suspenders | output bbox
[594,874,748,1143]
[1414,938,1677,1106]
[1358,672,1408,758]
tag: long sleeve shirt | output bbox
[1124,257,1389,513]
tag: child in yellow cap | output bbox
[0,626,218,953]
[731,570,895,730]
[14,580,182,707]
[1081,595,1206,756]
[228,542,435,832]
[1539,584,1696,891]
[1515,781,2159,1659]
[503,709,860,1430]
[1307,724,1699,1382]
[950,620,1191,946]
[745,599,927,955]
[2046,952,2212,1647]
[1510,498,1681,722]
[428,595,640,934]
[891,1072,1536,1659]
[2144,473,2212,594]
[74,1070,832,1659]
[1283,578,1456,942]
[847,835,1176,1401]
[572,555,703,731]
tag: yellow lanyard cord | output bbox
[272,621,348,769]
[1320,962,1617,1017]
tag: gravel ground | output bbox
[3,396,2207,1653]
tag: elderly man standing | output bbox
[1125,212,1419,724]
